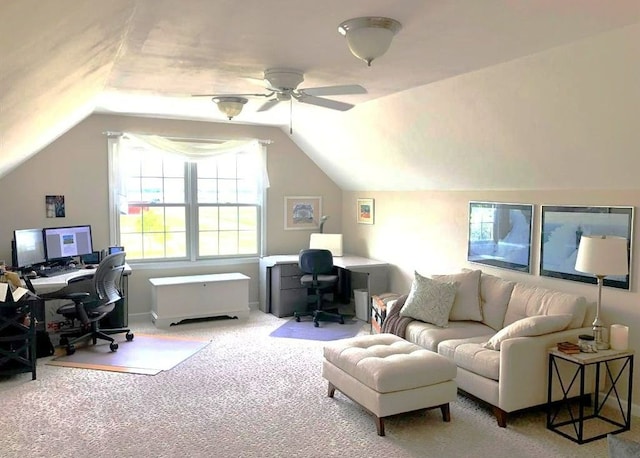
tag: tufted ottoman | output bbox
[322,333,457,436]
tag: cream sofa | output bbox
[382,268,596,427]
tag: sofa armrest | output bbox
[498,326,593,412]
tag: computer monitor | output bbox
[12,228,47,270]
[108,246,124,255]
[43,225,93,261]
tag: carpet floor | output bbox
[0,310,637,458]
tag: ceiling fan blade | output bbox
[296,94,354,111]
[256,98,281,112]
[299,84,367,97]
[191,92,272,98]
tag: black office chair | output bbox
[39,252,134,355]
[294,249,344,327]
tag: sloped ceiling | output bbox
[1,0,639,188]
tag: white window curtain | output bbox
[124,133,270,185]
[108,132,270,244]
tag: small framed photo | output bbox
[284,196,322,230]
[46,195,65,218]
[357,198,374,225]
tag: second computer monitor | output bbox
[43,225,93,261]
[13,228,47,269]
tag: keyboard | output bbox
[38,266,80,277]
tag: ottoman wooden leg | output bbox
[375,416,385,436]
[440,403,451,422]
[328,382,336,398]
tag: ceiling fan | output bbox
[193,68,367,131]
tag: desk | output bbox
[29,265,132,339]
[547,348,634,444]
[259,255,389,318]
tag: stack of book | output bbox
[557,341,581,354]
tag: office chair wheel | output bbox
[65,345,76,356]
[125,332,134,341]
[295,315,301,322]
[110,342,119,352]
[313,320,319,327]
[339,316,345,325]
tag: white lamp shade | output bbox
[575,235,629,276]
[212,97,247,120]
[345,27,395,64]
[338,17,401,66]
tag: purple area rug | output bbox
[269,317,365,341]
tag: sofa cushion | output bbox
[503,283,587,329]
[475,271,516,330]
[405,320,495,352]
[399,271,457,327]
[432,269,483,322]
[438,336,500,381]
[483,314,573,350]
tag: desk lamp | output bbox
[575,235,629,350]
[319,215,329,234]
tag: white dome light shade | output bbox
[212,96,248,120]
[338,17,402,66]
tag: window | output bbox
[469,204,495,242]
[109,134,268,262]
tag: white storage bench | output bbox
[149,273,250,328]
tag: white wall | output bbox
[336,25,640,410]
[293,23,640,192]
[0,114,343,314]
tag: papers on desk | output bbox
[0,283,31,303]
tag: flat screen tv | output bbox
[467,201,533,273]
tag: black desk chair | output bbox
[294,249,344,327]
[38,252,134,355]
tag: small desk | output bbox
[547,348,634,444]
[259,255,389,318]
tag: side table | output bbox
[547,347,634,444]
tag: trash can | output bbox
[354,289,369,322]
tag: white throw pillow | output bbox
[432,269,483,321]
[399,271,457,327]
[482,314,573,350]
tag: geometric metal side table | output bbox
[547,348,634,444]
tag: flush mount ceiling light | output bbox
[338,17,402,66]
[212,96,248,120]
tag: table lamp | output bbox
[574,235,629,350]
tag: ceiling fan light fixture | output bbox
[212,96,248,120]
[338,17,402,66]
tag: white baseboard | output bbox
[602,394,639,418]
[128,301,259,323]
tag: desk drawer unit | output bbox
[149,273,250,328]
[270,263,307,318]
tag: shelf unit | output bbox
[0,297,38,379]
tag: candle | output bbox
[609,324,629,351]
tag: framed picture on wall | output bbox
[284,196,322,230]
[540,205,633,289]
[467,201,534,273]
[357,198,374,224]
